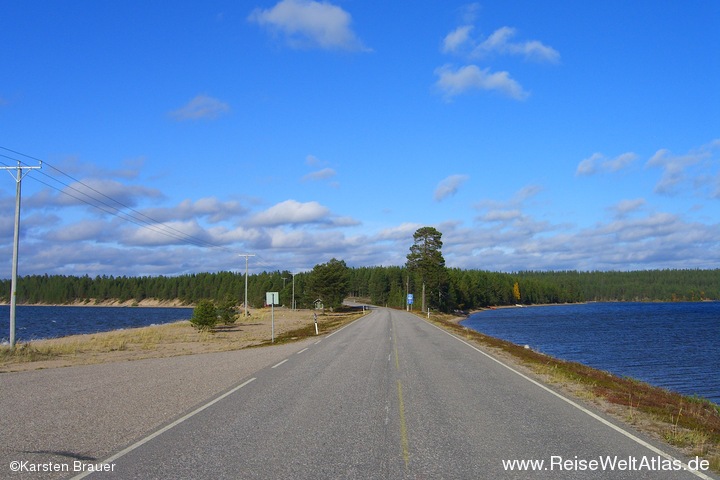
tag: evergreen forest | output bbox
[1,267,718,312]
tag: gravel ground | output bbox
[0,339,317,479]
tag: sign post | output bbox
[266,292,279,343]
[407,294,414,312]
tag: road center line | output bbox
[426,320,714,480]
[392,320,410,468]
[70,377,257,480]
[296,348,309,354]
[271,359,289,368]
[397,380,410,468]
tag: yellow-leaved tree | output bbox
[512,282,521,302]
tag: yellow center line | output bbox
[397,379,410,468]
[392,322,410,468]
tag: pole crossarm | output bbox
[1,161,42,181]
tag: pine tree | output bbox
[406,227,447,312]
[307,258,350,310]
[190,300,218,331]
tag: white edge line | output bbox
[70,377,256,480]
[271,359,289,368]
[426,321,714,480]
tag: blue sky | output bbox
[1,1,719,277]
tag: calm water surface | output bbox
[0,305,193,343]
[462,302,720,404]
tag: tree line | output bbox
[2,266,718,311]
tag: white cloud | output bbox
[459,3,480,24]
[6,138,720,277]
[141,197,247,224]
[31,179,164,210]
[44,220,114,243]
[576,154,601,176]
[609,198,646,218]
[604,152,637,172]
[302,167,337,182]
[122,219,210,247]
[376,222,424,241]
[7,193,720,276]
[514,185,543,202]
[249,0,368,51]
[474,186,553,241]
[480,209,522,222]
[170,94,230,121]
[476,184,542,211]
[251,199,331,226]
[434,174,469,201]
[306,154,324,166]
[576,152,637,176]
[442,25,473,54]
[442,207,720,272]
[473,26,560,63]
[645,141,719,196]
[436,19,559,100]
[435,64,528,100]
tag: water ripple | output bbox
[462,302,720,404]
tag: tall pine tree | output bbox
[406,227,447,312]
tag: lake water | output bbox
[0,305,194,343]
[461,302,720,404]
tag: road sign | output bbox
[266,292,279,305]
[407,294,414,305]
[266,292,279,343]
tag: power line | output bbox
[0,147,230,251]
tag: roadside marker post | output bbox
[313,313,318,335]
[266,292,279,343]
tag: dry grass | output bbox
[425,311,720,474]
[0,307,366,372]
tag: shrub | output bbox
[190,300,218,331]
[217,297,238,325]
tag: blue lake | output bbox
[461,302,720,404]
[0,305,194,343]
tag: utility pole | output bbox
[239,254,255,317]
[1,160,42,347]
[291,272,297,311]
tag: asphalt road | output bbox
[72,308,715,480]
